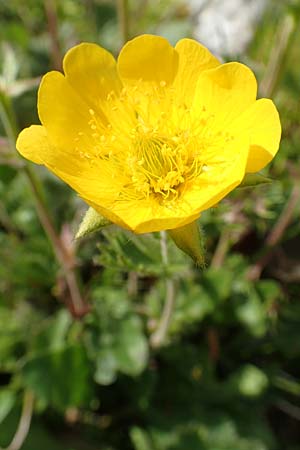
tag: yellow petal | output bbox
[88,197,201,234]
[129,209,201,234]
[38,71,98,151]
[233,98,281,173]
[16,38,280,238]
[86,132,248,234]
[174,38,220,105]
[63,42,122,111]
[193,62,257,125]
[16,124,101,179]
[49,161,124,203]
[183,132,250,213]
[16,125,50,164]
[117,34,178,85]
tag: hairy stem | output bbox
[150,231,176,348]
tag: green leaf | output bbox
[0,306,26,369]
[95,349,118,385]
[29,310,72,354]
[235,285,267,337]
[235,365,269,397]
[22,345,92,411]
[238,173,272,188]
[75,207,111,239]
[202,267,234,302]
[114,316,149,376]
[0,389,16,424]
[0,43,19,86]
[130,427,154,450]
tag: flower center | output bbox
[126,131,202,201]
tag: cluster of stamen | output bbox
[126,130,202,201]
[75,82,234,203]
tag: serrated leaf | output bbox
[75,207,111,239]
[238,173,272,188]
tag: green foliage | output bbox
[0,389,16,424]
[86,287,149,384]
[23,344,92,410]
[1,0,300,449]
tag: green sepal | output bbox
[75,207,111,239]
[168,220,205,267]
[238,173,272,189]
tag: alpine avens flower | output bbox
[17,35,281,236]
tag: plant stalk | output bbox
[0,94,87,317]
[150,231,176,348]
[117,0,130,46]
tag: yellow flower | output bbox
[17,35,281,234]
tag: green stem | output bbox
[0,94,18,143]
[247,184,300,281]
[210,230,231,269]
[117,0,130,46]
[150,231,176,348]
[43,0,62,70]
[0,94,87,317]
[260,13,297,97]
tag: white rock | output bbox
[188,0,268,57]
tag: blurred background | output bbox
[0,0,300,449]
